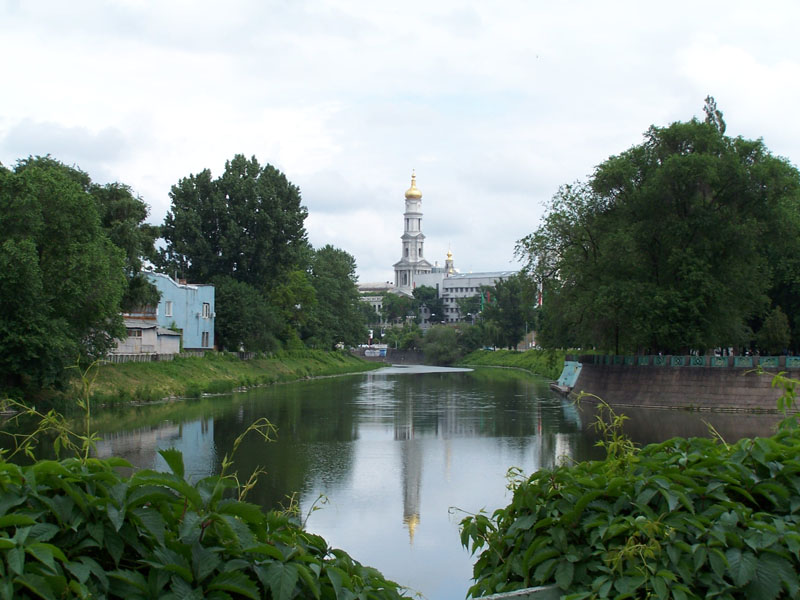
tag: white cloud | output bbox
[2,0,800,280]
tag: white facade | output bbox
[415,270,518,323]
[393,172,432,294]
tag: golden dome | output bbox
[446,249,453,260]
[405,171,422,199]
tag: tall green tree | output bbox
[480,273,536,349]
[518,99,800,353]
[0,157,127,391]
[212,276,281,352]
[159,155,310,350]
[159,154,308,287]
[91,183,160,311]
[307,245,366,349]
[381,293,413,324]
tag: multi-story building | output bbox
[146,272,215,350]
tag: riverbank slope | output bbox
[82,351,381,404]
[459,349,567,379]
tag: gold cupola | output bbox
[405,170,422,199]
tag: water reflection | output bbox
[12,365,788,600]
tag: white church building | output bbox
[359,172,517,324]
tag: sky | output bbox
[3,1,800,283]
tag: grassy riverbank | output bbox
[459,348,568,380]
[81,350,380,405]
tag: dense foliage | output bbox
[518,98,800,353]
[479,274,537,349]
[461,400,800,599]
[307,245,366,349]
[159,155,366,350]
[0,157,157,392]
[0,448,406,600]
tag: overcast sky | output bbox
[3,1,800,283]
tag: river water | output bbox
[67,365,784,599]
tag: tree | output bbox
[412,285,444,323]
[159,154,308,287]
[517,99,800,353]
[422,325,462,365]
[381,293,413,324]
[757,306,791,355]
[91,183,160,311]
[0,157,126,391]
[212,276,281,352]
[159,155,310,351]
[307,245,366,349]
[480,273,536,349]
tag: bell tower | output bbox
[393,171,432,294]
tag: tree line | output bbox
[364,274,539,365]
[517,98,800,355]
[0,154,366,396]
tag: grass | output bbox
[77,350,381,405]
[458,348,568,380]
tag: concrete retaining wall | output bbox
[568,362,791,411]
[352,348,425,364]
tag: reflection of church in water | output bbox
[388,379,578,544]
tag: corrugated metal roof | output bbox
[156,327,181,336]
[123,318,158,329]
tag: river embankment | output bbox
[458,349,568,380]
[79,350,381,405]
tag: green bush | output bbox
[461,399,800,599]
[0,449,407,599]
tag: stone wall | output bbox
[568,361,793,411]
[352,348,425,364]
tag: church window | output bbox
[420,244,423,257]
[405,247,409,257]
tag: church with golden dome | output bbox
[359,172,516,325]
[392,171,433,294]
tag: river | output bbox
[56,365,787,599]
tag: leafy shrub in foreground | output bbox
[461,407,800,599]
[0,450,407,599]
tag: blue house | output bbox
[146,272,215,351]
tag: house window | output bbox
[126,329,142,338]
[202,331,209,347]
[202,303,211,318]
[165,300,173,317]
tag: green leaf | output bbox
[708,548,727,579]
[26,542,66,572]
[192,542,221,582]
[743,557,783,600]
[651,575,668,599]
[208,570,260,600]
[7,546,24,575]
[158,448,186,479]
[216,499,265,524]
[108,569,149,592]
[245,543,284,561]
[0,515,36,528]
[64,560,91,584]
[726,548,757,586]
[131,506,166,547]
[555,560,574,590]
[106,503,125,532]
[12,572,57,600]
